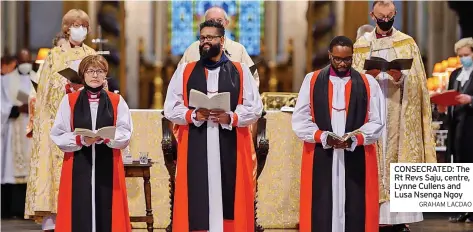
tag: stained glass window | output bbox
[169,0,264,56]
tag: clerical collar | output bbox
[86,90,101,99]
[330,66,351,77]
[376,29,393,38]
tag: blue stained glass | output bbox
[170,1,194,55]
[238,1,262,56]
[169,0,264,56]
[195,1,237,41]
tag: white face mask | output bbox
[18,63,32,75]
[70,26,87,43]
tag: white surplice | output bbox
[164,62,263,232]
[1,69,35,184]
[292,72,384,232]
[50,93,133,232]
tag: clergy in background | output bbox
[164,20,262,232]
[1,49,36,219]
[51,55,132,232]
[24,9,96,231]
[179,6,259,88]
[446,37,473,223]
[293,36,383,232]
[353,1,437,231]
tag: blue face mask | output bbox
[461,56,473,68]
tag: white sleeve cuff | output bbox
[320,131,331,149]
[220,111,233,131]
[346,135,358,152]
[191,109,205,127]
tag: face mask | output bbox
[199,43,221,60]
[461,56,473,68]
[18,63,32,75]
[375,16,395,32]
[70,26,87,43]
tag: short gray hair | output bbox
[454,37,473,54]
[356,24,375,40]
[204,6,229,22]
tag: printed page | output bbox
[73,128,97,138]
[97,126,116,139]
[189,89,211,109]
[208,92,230,112]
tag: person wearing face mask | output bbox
[164,20,262,232]
[292,36,383,232]
[50,55,132,232]
[0,49,36,219]
[352,1,436,231]
[24,9,96,232]
[445,38,473,224]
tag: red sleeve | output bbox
[103,139,111,144]
[75,135,82,146]
[314,130,323,143]
[355,133,364,146]
[185,110,193,124]
[231,113,239,127]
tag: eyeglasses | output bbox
[374,14,395,22]
[71,23,88,28]
[85,69,107,76]
[198,35,222,42]
[332,56,353,64]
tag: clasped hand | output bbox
[195,108,230,124]
[326,134,353,149]
[83,136,108,146]
[366,69,402,82]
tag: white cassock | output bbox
[164,62,263,232]
[292,72,384,232]
[50,92,133,232]
[1,69,35,184]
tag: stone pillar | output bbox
[427,1,458,74]
[154,1,167,63]
[264,1,278,62]
[7,1,18,54]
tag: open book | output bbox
[58,67,82,84]
[189,89,230,112]
[73,126,116,139]
[326,130,362,142]
[363,56,413,72]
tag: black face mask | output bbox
[199,43,221,60]
[84,84,103,93]
[375,15,395,32]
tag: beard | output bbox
[199,43,221,60]
[331,63,350,77]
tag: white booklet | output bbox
[73,126,116,139]
[16,89,30,104]
[189,89,230,112]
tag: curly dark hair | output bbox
[199,20,225,37]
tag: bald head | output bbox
[204,6,229,27]
[17,48,31,64]
[371,0,396,32]
[357,24,375,39]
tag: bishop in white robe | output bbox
[292,36,384,232]
[164,57,262,231]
